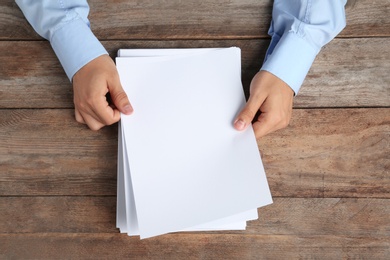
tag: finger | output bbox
[74,108,86,124]
[109,75,133,115]
[94,99,122,126]
[81,112,106,131]
[252,109,291,139]
[81,79,122,126]
[74,99,109,126]
[234,93,266,131]
[252,113,275,139]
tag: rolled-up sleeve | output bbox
[16,0,108,81]
[261,0,347,94]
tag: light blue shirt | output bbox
[16,0,346,94]
[262,0,346,93]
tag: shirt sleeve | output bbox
[15,0,108,81]
[261,0,347,94]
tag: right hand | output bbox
[72,54,133,130]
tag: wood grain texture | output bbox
[1,108,389,198]
[343,0,390,37]
[1,38,389,109]
[2,0,389,258]
[0,1,37,40]
[0,41,72,109]
[260,108,390,198]
[0,109,117,196]
[1,197,389,237]
[296,38,390,108]
[2,0,389,40]
[1,233,389,260]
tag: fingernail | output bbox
[123,105,133,115]
[234,119,246,131]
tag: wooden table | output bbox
[1,0,389,259]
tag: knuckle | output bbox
[102,117,116,126]
[74,99,89,112]
[78,102,87,111]
[75,117,84,124]
[270,114,282,125]
[85,96,95,106]
[74,114,85,125]
[89,123,103,131]
[275,113,291,129]
[281,118,290,128]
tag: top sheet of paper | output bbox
[116,47,272,239]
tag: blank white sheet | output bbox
[118,101,255,236]
[117,47,272,239]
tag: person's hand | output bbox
[72,54,133,130]
[234,70,294,139]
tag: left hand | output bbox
[234,70,294,139]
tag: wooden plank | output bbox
[1,108,388,197]
[260,108,390,198]
[0,1,38,40]
[0,109,118,196]
[88,0,272,40]
[1,38,389,109]
[1,197,389,237]
[296,38,390,108]
[0,41,73,109]
[343,0,390,37]
[1,233,389,259]
[0,40,266,109]
[2,0,389,40]
[0,197,117,233]
[3,1,388,258]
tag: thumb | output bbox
[109,77,133,115]
[234,94,264,131]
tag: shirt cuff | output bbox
[50,18,108,81]
[260,31,318,94]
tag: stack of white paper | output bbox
[116,47,272,239]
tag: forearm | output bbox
[16,0,107,81]
[261,0,347,94]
